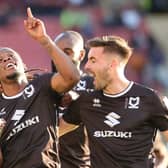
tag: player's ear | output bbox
[79,49,86,62]
[23,63,28,72]
[110,58,118,68]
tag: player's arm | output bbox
[59,93,81,136]
[24,7,80,93]
[59,117,78,137]
[154,131,168,168]
[151,93,168,168]
[58,94,79,137]
[159,94,168,142]
[151,93,168,142]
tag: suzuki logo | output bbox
[104,112,120,128]
[11,110,25,126]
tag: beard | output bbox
[6,72,19,80]
[94,67,110,90]
[94,75,109,90]
[94,78,107,90]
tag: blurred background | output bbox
[0,0,168,95]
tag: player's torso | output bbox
[80,82,156,168]
[0,75,60,168]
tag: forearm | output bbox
[24,7,79,85]
[38,35,80,83]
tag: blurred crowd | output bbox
[0,0,168,98]
[0,0,168,92]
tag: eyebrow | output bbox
[88,56,96,61]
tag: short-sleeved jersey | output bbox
[0,74,61,168]
[63,82,168,168]
[59,75,93,168]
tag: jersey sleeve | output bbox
[33,73,60,98]
[150,91,168,131]
[35,73,53,90]
[62,96,82,125]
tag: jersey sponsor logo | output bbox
[6,115,40,140]
[128,97,140,109]
[104,112,120,128]
[23,84,35,99]
[11,110,25,126]
[0,108,6,116]
[93,98,101,107]
[93,130,132,138]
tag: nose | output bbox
[84,61,90,73]
[3,57,11,62]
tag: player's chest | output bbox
[81,96,151,130]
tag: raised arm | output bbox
[24,7,80,93]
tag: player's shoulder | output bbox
[132,82,167,104]
[79,89,100,100]
[131,82,155,96]
[74,73,94,91]
[31,73,54,87]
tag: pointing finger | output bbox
[27,7,34,18]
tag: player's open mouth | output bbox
[5,63,17,70]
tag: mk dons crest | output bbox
[128,97,140,109]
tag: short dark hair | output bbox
[54,31,84,50]
[86,35,133,59]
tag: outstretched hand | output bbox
[24,7,47,41]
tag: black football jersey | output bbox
[0,74,61,168]
[63,82,168,168]
[59,75,93,168]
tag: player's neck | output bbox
[103,77,131,95]
[1,79,28,97]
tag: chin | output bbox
[6,72,19,80]
[94,85,101,90]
